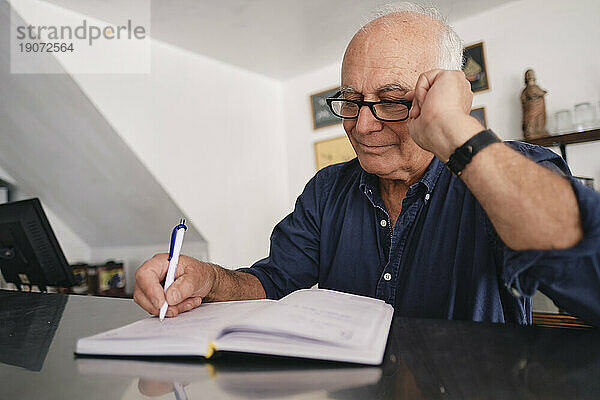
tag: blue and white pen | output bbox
[159,218,187,321]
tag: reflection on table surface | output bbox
[1,290,599,400]
[0,290,66,371]
[77,356,382,399]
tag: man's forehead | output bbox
[342,62,424,95]
[341,11,439,92]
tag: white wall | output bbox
[43,207,91,263]
[4,1,289,289]
[0,166,91,264]
[0,165,14,185]
[283,63,344,202]
[69,40,290,269]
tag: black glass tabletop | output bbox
[1,289,599,400]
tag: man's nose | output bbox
[355,105,382,134]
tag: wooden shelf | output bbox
[525,128,600,147]
[532,312,593,330]
[524,128,600,162]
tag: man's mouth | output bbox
[356,141,395,149]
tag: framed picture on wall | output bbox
[470,106,487,128]
[310,87,341,130]
[463,41,489,93]
[314,136,356,170]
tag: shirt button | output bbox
[425,193,430,201]
[380,219,387,227]
[383,273,392,281]
[510,286,522,298]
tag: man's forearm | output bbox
[405,70,583,251]
[460,141,583,250]
[205,265,266,302]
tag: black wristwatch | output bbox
[445,129,501,176]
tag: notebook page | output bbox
[216,289,392,349]
[213,306,391,364]
[76,300,274,356]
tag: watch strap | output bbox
[446,129,501,176]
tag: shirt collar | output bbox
[359,157,445,201]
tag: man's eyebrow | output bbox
[339,85,359,94]
[338,84,411,96]
[377,83,411,93]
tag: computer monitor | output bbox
[0,198,75,290]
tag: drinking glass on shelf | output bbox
[554,110,572,133]
[573,102,594,131]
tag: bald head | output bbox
[342,12,442,97]
[342,4,463,89]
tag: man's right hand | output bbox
[133,254,217,318]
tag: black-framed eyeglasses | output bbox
[326,91,412,122]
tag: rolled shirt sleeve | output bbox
[500,149,600,326]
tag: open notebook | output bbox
[76,288,394,365]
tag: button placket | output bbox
[384,198,424,305]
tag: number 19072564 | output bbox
[18,42,74,52]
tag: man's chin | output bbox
[356,154,396,177]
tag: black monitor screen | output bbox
[0,198,75,288]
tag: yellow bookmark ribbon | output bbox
[206,341,217,359]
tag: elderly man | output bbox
[134,4,600,326]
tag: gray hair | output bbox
[362,2,464,70]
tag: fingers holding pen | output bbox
[160,258,217,315]
[174,296,204,314]
[134,252,218,318]
[165,266,212,305]
[133,253,170,312]
[133,282,160,315]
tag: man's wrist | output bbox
[204,263,221,302]
[446,129,502,176]
[437,115,485,161]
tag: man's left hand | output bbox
[405,69,484,161]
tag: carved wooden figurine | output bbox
[521,69,548,139]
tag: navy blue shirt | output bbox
[241,142,600,326]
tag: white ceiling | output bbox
[40,0,518,80]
